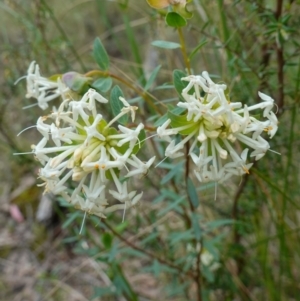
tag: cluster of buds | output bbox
[157,71,278,183]
[25,62,155,218]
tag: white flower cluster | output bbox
[31,88,155,218]
[157,71,278,183]
[25,61,70,110]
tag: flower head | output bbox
[29,88,154,218]
[157,71,278,183]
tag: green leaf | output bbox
[173,69,194,100]
[154,112,169,127]
[91,77,112,93]
[112,264,139,301]
[93,37,110,70]
[169,229,194,245]
[207,219,235,230]
[110,85,128,125]
[141,231,160,244]
[165,12,187,27]
[191,213,202,241]
[151,40,181,49]
[189,39,208,60]
[114,220,129,234]
[158,196,185,217]
[145,65,161,90]
[187,177,200,209]
[62,211,82,229]
[122,248,148,258]
[102,232,113,249]
[152,259,161,277]
[154,107,186,127]
[93,287,115,298]
[168,110,198,135]
[161,162,184,185]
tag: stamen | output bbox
[268,149,281,156]
[17,125,37,136]
[79,211,87,235]
[23,103,39,110]
[14,75,27,85]
[155,156,168,168]
[122,202,127,223]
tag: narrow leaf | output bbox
[168,111,198,135]
[207,219,235,230]
[191,213,201,241]
[91,77,112,93]
[187,177,199,208]
[152,40,181,49]
[158,196,184,217]
[189,39,208,60]
[173,69,188,99]
[145,65,161,90]
[154,107,185,127]
[93,37,110,70]
[102,232,113,249]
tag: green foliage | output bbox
[151,40,181,49]
[165,12,187,27]
[93,37,110,71]
[91,77,112,93]
[173,69,193,100]
[187,177,200,209]
[144,65,161,91]
[168,110,198,134]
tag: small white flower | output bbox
[25,61,69,110]
[50,123,73,146]
[125,155,156,178]
[119,97,138,122]
[36,116,51,139]
[81,88,108,117]
[83,114,105,146]
[109,123,144,148]
[69,100,90,123]
[157,119,176,142]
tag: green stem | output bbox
[177,27,191,75]
[177,26,202,301]
[85,70,165,114]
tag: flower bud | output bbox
[62,72,92,94]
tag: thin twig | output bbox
[231,172,250,276]
[103,220,196,279]
[275,0,284,114]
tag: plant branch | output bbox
[177,27,191,75]
[195,239,203,301]
[103,220,196,279]
[231,171,251,276]
[85,70,165,114]
[275,0,284,114]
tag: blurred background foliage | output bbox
[0,0,299,300]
